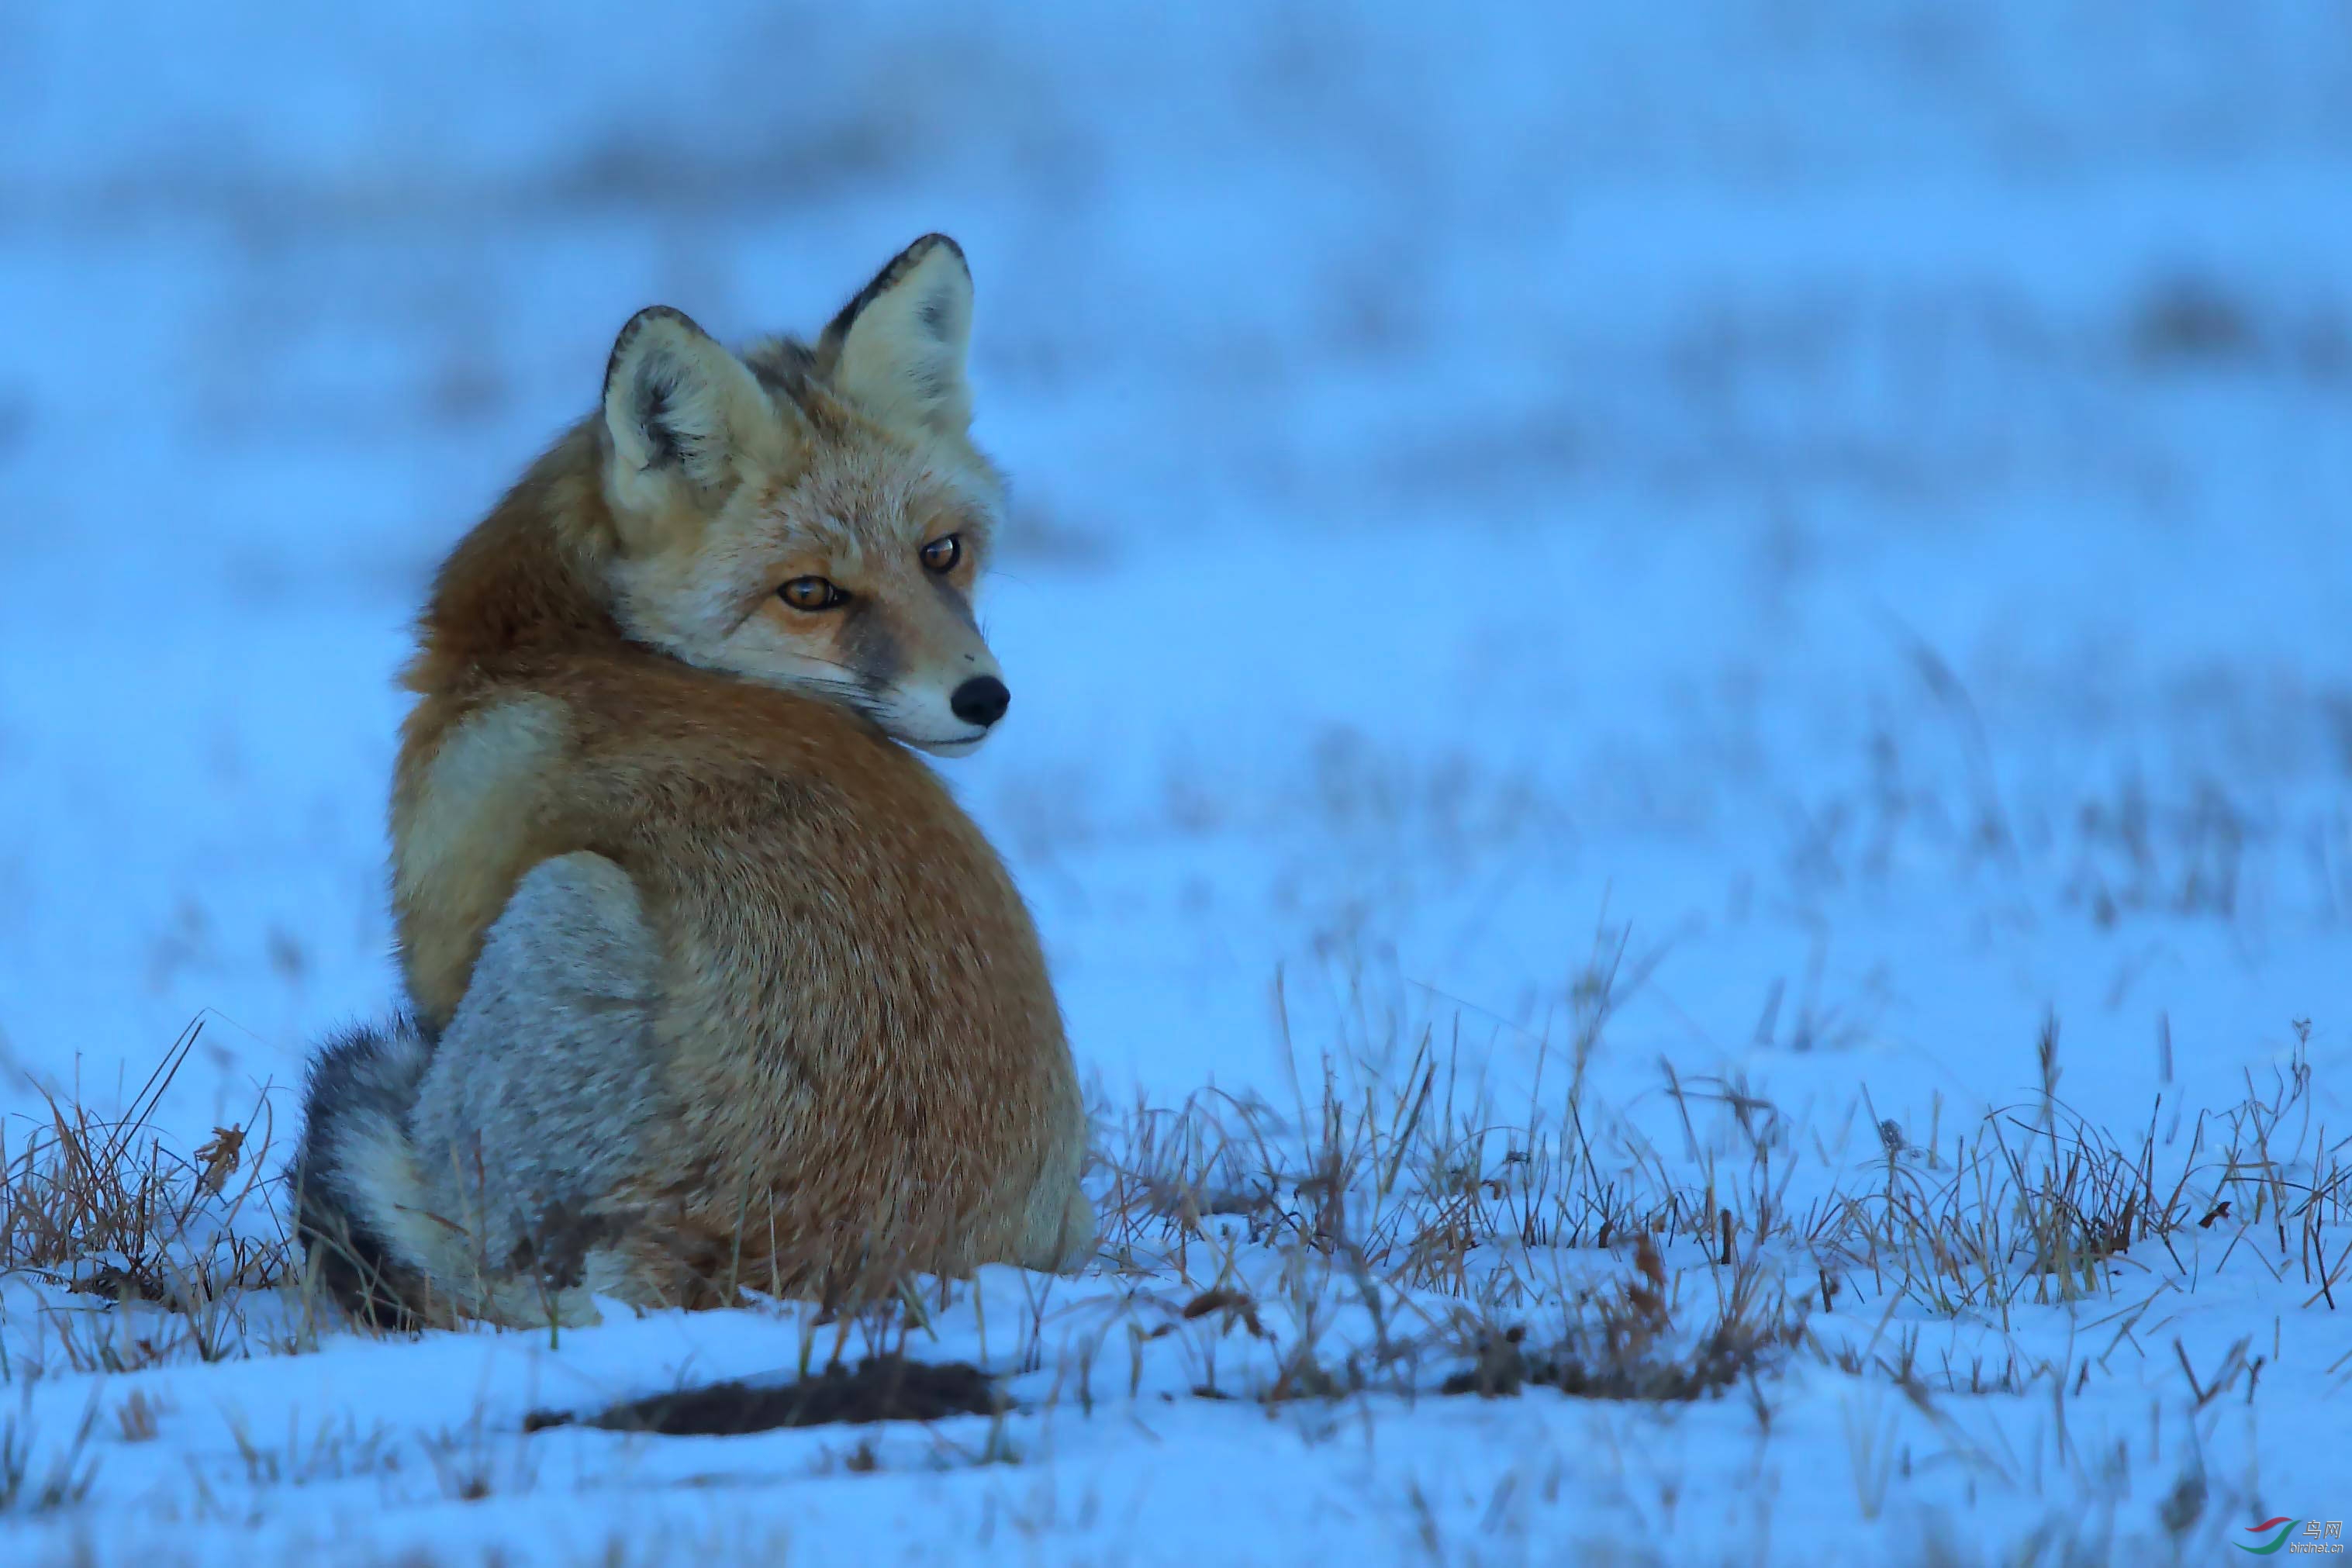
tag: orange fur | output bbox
[382,240,1090,1304]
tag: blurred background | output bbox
[2,2,2347,1125]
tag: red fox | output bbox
[293,235,1094,1327]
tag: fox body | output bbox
[295,236,1093,1326]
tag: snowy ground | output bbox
[3,4,2350,1563]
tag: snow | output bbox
[2,2,2349,1563]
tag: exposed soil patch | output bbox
[524,1355,1004,1437]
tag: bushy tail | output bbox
[290,1015,438,1329]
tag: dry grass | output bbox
[1,1394,102,1514]
[1078,962,1817,1408]
[2,976,2343,1444]
[1829,1019,2351,1338]
[0,986,2333,1568]
[1080,943,2350,1411]
[2,1020,299,1377]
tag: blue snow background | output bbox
[0,4,2347,1562]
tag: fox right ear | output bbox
[601,306,770,506]
[818,234,975,435]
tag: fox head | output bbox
[594,235,1011,756]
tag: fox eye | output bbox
[778,576,848,612]
[920,534,963,574]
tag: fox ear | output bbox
[602,306,771,501]
[819,233,974,434]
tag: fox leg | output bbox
[409,850,673,1325]
[1021,1179,1099,1273]
[296,851,668,1327]
[1011,1112,1098,1273]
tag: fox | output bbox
[291,234,1095,1328]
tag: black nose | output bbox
[950,675,1010,727]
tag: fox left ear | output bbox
[602,306,772,509]
[818,233,975,435]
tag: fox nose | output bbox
[950,675,1010,727]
